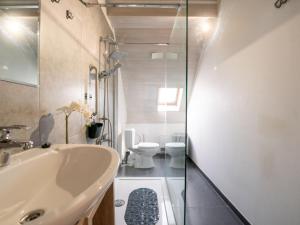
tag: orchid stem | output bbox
[66,114,69,144]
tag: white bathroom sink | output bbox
[0,144,120,225]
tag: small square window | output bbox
[157,88,183,112]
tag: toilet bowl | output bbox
[132,142,160,168]
[165,142,185,168]
[125,129,160,168]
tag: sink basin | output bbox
[0,144,120,225]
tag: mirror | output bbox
[0,0,40,142]
[0,1,39,86]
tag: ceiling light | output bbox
[157,43,169,46]
[152,52,164,60]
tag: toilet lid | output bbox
[165,142,185,148]
[138,142,159,149]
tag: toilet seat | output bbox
[132,142,160,156]
[131,142,160,168]
[138,142,160,149]
[165,142,185,148]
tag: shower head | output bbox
[99,62,122,79]
[111,62,122,73]
[109,50,127,61]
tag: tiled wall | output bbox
[0,0,113,145]
[0,81,39,141]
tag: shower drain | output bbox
[115,199,125,207]
[19,209,45,224]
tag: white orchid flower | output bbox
[70,101,82,112]
[57,101,92,124]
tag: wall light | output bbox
[201,21,211,33]
[3,18,23,35]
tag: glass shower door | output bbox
[164,2,187,225]
[113,1,187,224]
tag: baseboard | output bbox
[187,158,251,225]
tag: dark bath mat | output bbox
[124,188,159,225]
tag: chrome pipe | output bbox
[78,0,181,8]
[119,42,170,46]
[77,0,218,8]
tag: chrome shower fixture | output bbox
[111,3,180,9]
[274,0,288,8]
[99,63,122,79]
[66,10,74,20]
[109,50,127,61]
[78,0,182,9]
[100,36,118,45]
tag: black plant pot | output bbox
[87,122,103,139]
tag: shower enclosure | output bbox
[111,1,188,225]
[88,0,188,224]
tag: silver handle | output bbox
[23,141,34,150]
[0,125,30,130]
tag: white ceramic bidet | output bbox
[165,142,185,168]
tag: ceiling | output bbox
[108,0,218,123]
[0,0,39,6]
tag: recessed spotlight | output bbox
[2,65,8,70]
[157,43,169,46]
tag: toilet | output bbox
[165,142,186,168]
[124,129,160,168]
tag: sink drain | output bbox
[115,199,125,207]
[19,209,45,224]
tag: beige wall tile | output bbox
[0,0,113,145]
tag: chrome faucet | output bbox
[0,125,34,167]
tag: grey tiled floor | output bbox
[117,154,185,177]
[186,159,245,225]
[117,154,245,225]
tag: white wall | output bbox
[188,0,300,225]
